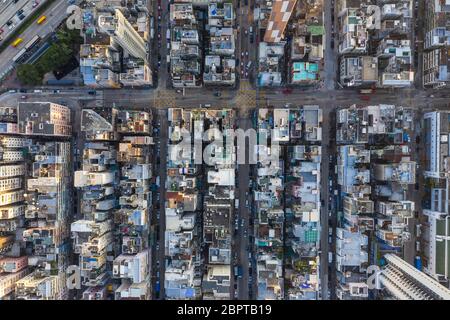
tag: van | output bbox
[246,61,252,69]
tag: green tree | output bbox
[17,64,43,85]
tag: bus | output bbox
[37,15,46,24]
[12,48,27,63]
[12,38,23,47]
[24,35,40,51]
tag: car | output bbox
[245,72,248,77]
[21,95,27,99]
[244,29,248,35]
[241,52,244,57]
[156,244,160,250]
[0,28,3,35]
[245,51,248,56]
[214,92,221,97]
[33,1,39,7]
[17,9,24,16]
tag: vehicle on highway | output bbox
[245,51,248,56]
[33,1,39,8]
[37,15,47,25]
[12,38,23,48]
[24,35,40,51]
[214,91,221,97]
[0,28,3,35]
[12,48,27,63]
[21,95,27,99]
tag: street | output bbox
[0,0,70,83]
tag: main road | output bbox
[0,0,70,83]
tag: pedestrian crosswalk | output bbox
[153,90,176,109]
[235,80,257,109]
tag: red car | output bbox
[0,28,4,35]
[359,95,370,101]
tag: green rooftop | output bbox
[307,25,325,36]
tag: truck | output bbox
[414,256,422,271]
[234,266,243,278]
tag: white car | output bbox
[245,51,249,56]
